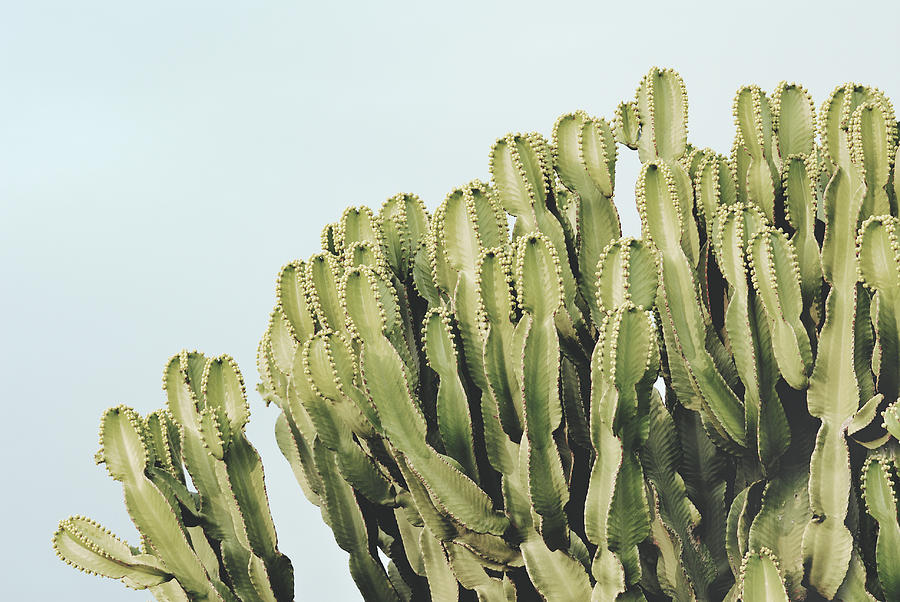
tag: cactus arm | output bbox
[752,279,791,472]
[636,67,688,163]
[585,306,655,590]
[734,86,774,162]
[876,285,900,402]
[651,532,695,601]
[145,411,184,484]
[781,156,824,306]
[282,384,327,500]
[802,165,866,598]
[849,102,896,217]
[344,267,508,535]
[414,238,444,308]
[560,356,590,449]
[747,437,812,599]
[320,221,339,254]
[202,359,264,524]
[394,454,458,542]
[553,111,616,199]
[640,391,719,598]
[694,153,736,240]
[99,406,220,598]
[552,111,623,325]
[639,162,746,450]
[277,260,317,342]
[337,206,378,257]
[730,134,752,207]
[259,331,290,405]
[833,547,878,602]
[53,516,170,589]
[748,226,812,390]
[861,455,900,598]
[445,543,508,600]
[246,555,278,602]
[392,396,504,536]
[423,308,479,480]
[165,352,287,600]
[393,509,425,578]
[713,203,771,465]
[739,549,789,602]
[436,182,506,393]
[307,252,348,335]
[772,82,816,159]
[638,162,698,267]
[378,192,429,279]
[222,434,292,591]
[419,530,459,601]
[274,410,319,504]
[515,234,570,550]
[519,534,592,602]
[583,382,622,550]
[477,248,524,439]
[313,440,401,601]
[583,337,624,584]
[724,484,750,578]
[733,85,778,223]
[645,486,695,601]
[895,144,900,212]
[342,269,426,450]
[595,237,660,314]
[674,406,735,597]
[614,101,640,150]
[202,355,294,600]
[490,133,591,351]
[306,330,383,434]
[858,215,900,401]
[479,391,519,481]
[489,134,542,230]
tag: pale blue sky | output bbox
[2,1,898,599]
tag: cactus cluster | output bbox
[257,68,900,601]
[57,67,900,601]
[54,353,294,601]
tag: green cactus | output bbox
[55,353,293,601]
[59,67,900,601]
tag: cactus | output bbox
[254,66,900,601]
[58,67,900,601]
[55,353,293,601]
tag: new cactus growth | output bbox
[58,67,900,601]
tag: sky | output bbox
[2,1,898,599]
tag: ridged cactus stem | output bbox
[801,163,866,598]
[638,161,746,453]
[585,304,657,597]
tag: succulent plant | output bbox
[54,353,293,601]
[257,67,900,601]
[57,67,900,601]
